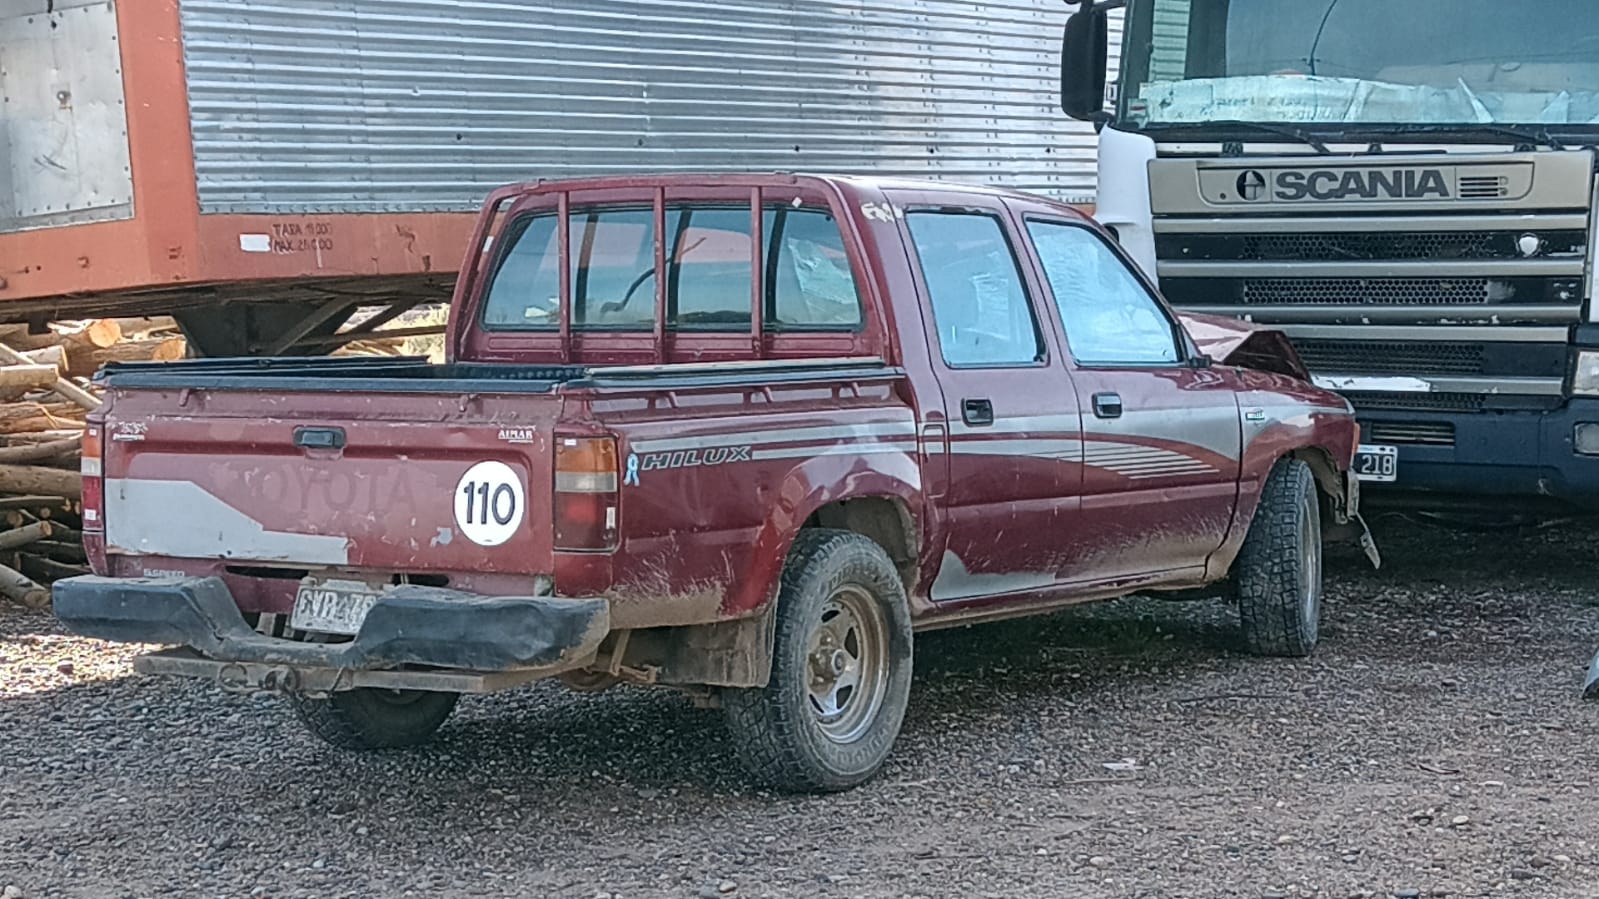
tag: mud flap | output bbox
[1339,471,1381,569]
[1352,512,1382,570]
[1324,471,1381,569]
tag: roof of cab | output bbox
[496,171,1087,216]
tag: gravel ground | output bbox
[3,518,1598,899]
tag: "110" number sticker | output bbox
[453,460,525,546]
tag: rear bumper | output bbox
[1359,398,1599,508]
[52,576,610,684]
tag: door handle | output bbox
[961,398,995,427]
[1092,392,1123,419]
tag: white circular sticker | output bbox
[453,461,525,547]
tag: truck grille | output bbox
[1243,277,1490,306]
[1245,231,1497,260]
[1345,391,1486,413]
[1365,422,1456,446]
[1292,340,1485,375]
[1156,230,1586,262]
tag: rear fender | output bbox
[724,451,923,618]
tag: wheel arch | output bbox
[617,459,922,691]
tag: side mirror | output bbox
[1060,5,1110,121]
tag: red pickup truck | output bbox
[55,174,1376,793]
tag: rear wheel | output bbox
[291,688,460,749]
[1236,458,1323,657]
[722,530,913,793]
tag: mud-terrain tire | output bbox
[1236,458,1324,658]
[722,529,914,793]
[291,688,460,749]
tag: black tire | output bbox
[291,688,460,749]
[1236,458,1324,658]
[722,529,914,793]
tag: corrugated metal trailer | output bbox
[0,0,1112,353]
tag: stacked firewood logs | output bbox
[0,318,407,607]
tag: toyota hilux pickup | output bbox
[54,173,1378,793]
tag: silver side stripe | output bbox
[949,414,1082,437]
[752,443,913,460]
[950,439,1083,459]
[945,435,1217,478]
[630,421,916,455]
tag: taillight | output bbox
[81,426,108,575]
[553,435,619,551]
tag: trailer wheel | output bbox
[291,688,460,749]
[722,529,913,793]
[1236,458,1324,658]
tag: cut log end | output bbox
[0,559,49,608]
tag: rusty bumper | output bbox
[52,576,610,690]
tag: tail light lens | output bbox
[554,435,619,551]
[81,426,108,574]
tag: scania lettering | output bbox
[1060,0,1599,510]
[1269,169,1452,203]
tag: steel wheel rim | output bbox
[804,585,890,744]
[1300,499,1321,635]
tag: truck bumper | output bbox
[1359,398,1599,508]
[52,576,611,692]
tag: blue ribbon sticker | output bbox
[623,453,641,487]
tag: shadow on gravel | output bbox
[0,596,1247,800]
[5,519,1597,804]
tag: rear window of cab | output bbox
[480,205,864,332]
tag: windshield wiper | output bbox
[1461,124,1567,152]
[1153,120,1331,155]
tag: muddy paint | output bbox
[90,173,1360,636]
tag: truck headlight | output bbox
[1575,351,1599,396]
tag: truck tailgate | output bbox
[98,390,558,575]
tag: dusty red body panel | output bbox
[86,173,1360,638]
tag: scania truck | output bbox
[1060,0,1599,510]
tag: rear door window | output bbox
[905,211,1043,367]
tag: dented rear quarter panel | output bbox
[564,377,922,626]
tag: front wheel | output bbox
[722,530,914,793]
[1235,458,1324,658]
[291,688,460,749]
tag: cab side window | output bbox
[1027,220,1181,366]
[906,211,1043,367]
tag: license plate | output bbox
[290,580,382,636]
[1353,443,1398,483]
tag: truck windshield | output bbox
[1119,0,1599,128]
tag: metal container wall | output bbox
[178,0,1119,215]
